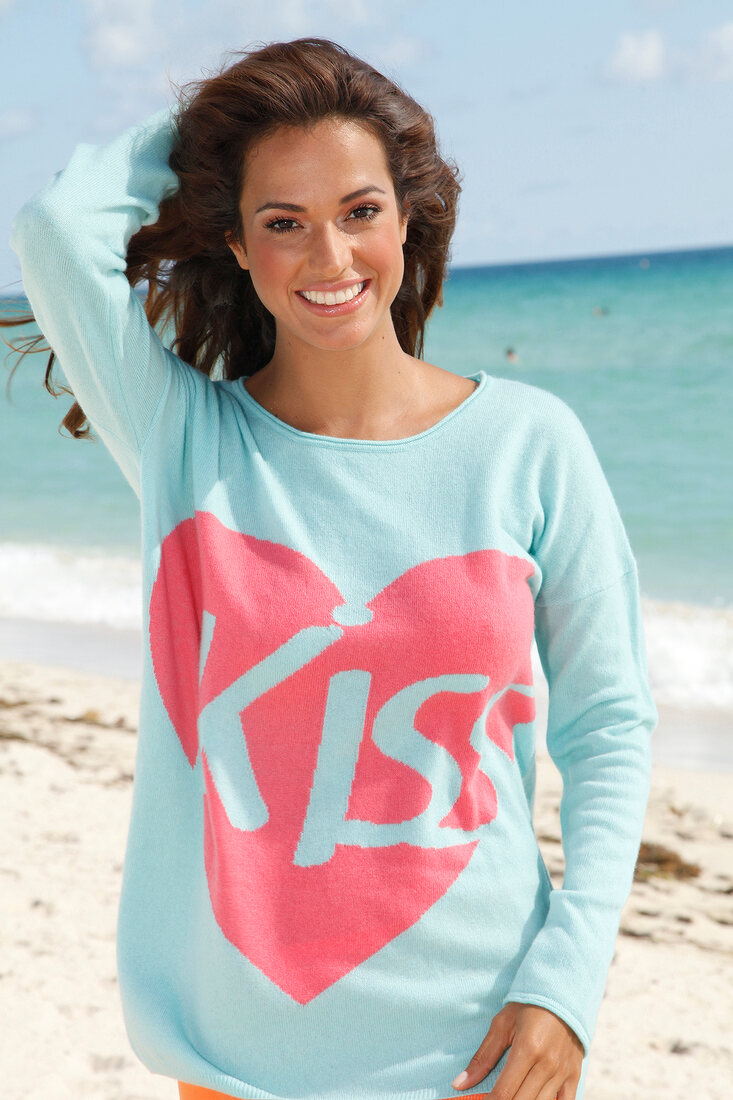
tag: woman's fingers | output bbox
[452,1006,513,1090]
[452,1003,582,1100]
[482,1043,535,1099]
[509,1062,564,1100]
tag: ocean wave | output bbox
[0,543,142,631]
[0,544,730,710]
[641,596,733,712]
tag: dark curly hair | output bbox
[2,37,462,438]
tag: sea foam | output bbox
[641,596,733,712]
[0,543,142,631]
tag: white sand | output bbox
[1,660,732,1100]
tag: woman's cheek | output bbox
[369,228,405,290]
[248,243,294,312]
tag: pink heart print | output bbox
[150,511,536,1002]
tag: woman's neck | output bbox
[244,332,432,440]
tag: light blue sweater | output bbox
[11,110,657,1100]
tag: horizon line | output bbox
[448,240,733,273]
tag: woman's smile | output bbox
[295,278,371,314]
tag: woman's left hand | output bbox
[451,1001,584,1100]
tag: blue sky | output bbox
[2,0,733,288]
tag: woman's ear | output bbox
[400,205,410,246]
[226,232,249,271]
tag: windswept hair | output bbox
[2,37,461,438]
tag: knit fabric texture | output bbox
[11,110,657,1100]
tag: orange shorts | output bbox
[178,1087,488,1100]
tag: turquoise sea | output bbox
[1,244,732,721]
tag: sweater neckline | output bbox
[238,370,488,448]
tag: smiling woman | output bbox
[3,38,461,440]
[224,116,425,435]
[7,34,654,1100]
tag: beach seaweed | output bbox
[634,841,701,882]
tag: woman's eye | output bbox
[264,204,380,235]
[265,218,300,234]
[348,204,380,223]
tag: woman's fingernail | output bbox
[452,1071,469,1089]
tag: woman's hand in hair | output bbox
[451,1002,583,1100]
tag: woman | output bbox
[8,37,656,1100]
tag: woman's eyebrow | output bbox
[255,185,387,214]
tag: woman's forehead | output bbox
[242,118,392,196]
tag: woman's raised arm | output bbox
[10,109,181,495]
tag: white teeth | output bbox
[301,282,364,305]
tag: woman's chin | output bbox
[281,321,378,356]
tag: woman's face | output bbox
[228,118,409,357]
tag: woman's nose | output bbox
[308,221,352,276]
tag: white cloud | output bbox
[602,22,733,86]
[82,0,385,77]
[80,0,419,132]
[83,0,159,69]
[688,22,733,82]
[604,30,666,83]
[0,107,35,138]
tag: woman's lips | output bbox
[295,280,371,316]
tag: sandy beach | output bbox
[1,658,732,1100]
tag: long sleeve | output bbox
[10,109,181,495]
[502,398,657,1054]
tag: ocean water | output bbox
[1,245,732,714]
